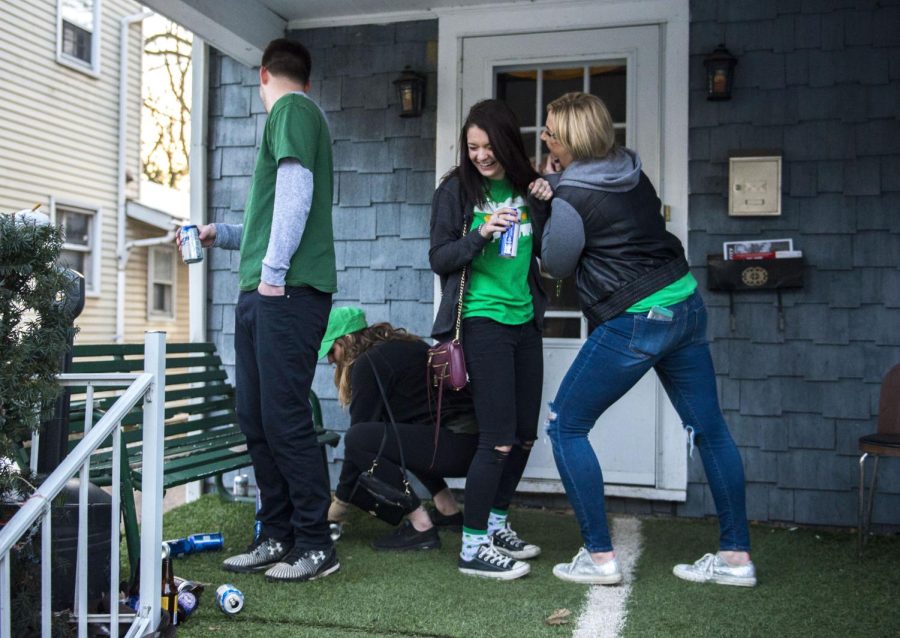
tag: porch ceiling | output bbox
[140,0,547,67]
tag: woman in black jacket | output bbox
[429,99,552,580]
[323,306,477,551]
[540,92,755,587]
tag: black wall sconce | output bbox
[393,67,426,117]
[703,44,737,101]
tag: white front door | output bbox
[461,25,669,488]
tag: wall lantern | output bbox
[703,44,737,101]
[393,67,426,117]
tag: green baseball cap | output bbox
[317,306,367,360]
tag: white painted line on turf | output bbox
[572,516,643,638]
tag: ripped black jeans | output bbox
[461,317,543,531]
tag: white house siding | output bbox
[123,220,190,344]
[0,0,143,344]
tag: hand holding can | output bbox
[179,225,204,264]
[498,207,520,258]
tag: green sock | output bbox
[487,508,508,535]
[460,527,488,561]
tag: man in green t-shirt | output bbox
[180,39,338,583]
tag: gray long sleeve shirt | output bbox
[212,157,313,287]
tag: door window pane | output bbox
[589,64,627,122]
[541,67,583,114]
[497,70,537,127]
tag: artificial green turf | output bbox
[163,495,590,638]
[622,518,900,638]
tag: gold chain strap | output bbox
[453,220,470,342]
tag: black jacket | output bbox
[541,152,689,329]
[350,340,475,433]
[428,175,548,339]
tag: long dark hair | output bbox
[446,99,539,209]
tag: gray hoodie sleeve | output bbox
[212,223,243,250]
[261,158,313,287]
[541,197,585,279]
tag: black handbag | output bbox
[348,353,418,525]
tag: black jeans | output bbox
[461,317,543,531]
[335,421,477,512]
[235,286,332,550]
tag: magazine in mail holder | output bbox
[706,255,804,331]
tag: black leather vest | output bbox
[555,171,689,329]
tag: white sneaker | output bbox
[673,553,756,587]
[552,547,622,585]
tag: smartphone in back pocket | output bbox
[647,305,674,322]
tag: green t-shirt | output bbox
[462,178,534,325]
[626,272,698,313]
[238,93,337,293]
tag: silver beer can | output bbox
[216,584,244,614]
[232,474,248,497]
[180,225,204,264]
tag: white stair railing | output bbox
[0,332,165,638]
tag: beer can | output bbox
[177,590,198,620]
[497,208,520,259]
[180,225,204,264]
[216,584,244,615]
[232,474,249,497]
[189,532,224,553]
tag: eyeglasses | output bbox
[541,126,557,140]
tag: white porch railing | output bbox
[0,332,166,638]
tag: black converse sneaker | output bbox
[371,520,441,551]
[427,507,463,532]
[458,543,531,580]
[491,524,541,560]
[265,546,340,582]
[222,536,289,573]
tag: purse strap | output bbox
[364,351,411,492]
[427,217,469,465]
[452,219,470,343]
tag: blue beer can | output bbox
[188,532,224,553]
[497,208,520,259]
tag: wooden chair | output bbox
[858,363,900,556]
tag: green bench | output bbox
[57,341,339,572]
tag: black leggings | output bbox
[335,421,478,511]
[461,317,543,531]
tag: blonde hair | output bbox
[546,92,616,161]
[332,323,420,406]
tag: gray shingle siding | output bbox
[205,8,898,528]
[205,20,438,468]
[680,0,900,527]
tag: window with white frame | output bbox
[148,246,176,319]
[55,202,100,295]
[58,0,101,74]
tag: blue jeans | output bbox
[547,291,751,553]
